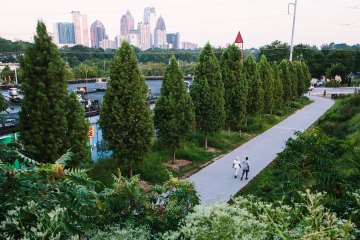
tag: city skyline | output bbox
[1,0,359,48]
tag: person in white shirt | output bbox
[232,156,241,178]
[241,156,250,180]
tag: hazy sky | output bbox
[1,0,359,48]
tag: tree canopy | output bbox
[19,21,69,163]
[99,41,154,177]
[220,44,247,131]
[190,43,225,148]
[154,56,194,162]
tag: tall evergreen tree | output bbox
[99,41,154,177]
[258,55,275,114]
[65,92,91,167]
[243,55,264,117]
[301,62,312,91]
[294,61,306,98]
[279,60,292,106]
[220,44,247,132]
[19,21,69,163]
[154,56,194,163]
[289,62,299,100]
[190,43,225,149]
[271,62,284,110]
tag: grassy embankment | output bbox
[235,93,360,226]
[90,97,312,187]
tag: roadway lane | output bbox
[189,96,334,205]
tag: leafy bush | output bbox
[0,151,103,239]
[163,190,357,239]
[0,147,200,238]
[134,151,170,184]
[148,175,200,232]
[87,225,152,240]
[325,81,341,87]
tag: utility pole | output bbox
[14,64,18,85]
[289,0,298,62]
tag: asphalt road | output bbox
[189,96,335,205]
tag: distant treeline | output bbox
[1,37,359,80]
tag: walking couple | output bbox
[232,156,250,180]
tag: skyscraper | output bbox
[120,10,134,36]
[71,11,89,47]
[54,22,75,45]
[154,16,167,49]
[138,22,150,50]
[167,32,180,49]
[90,20,106,48]
[144,7,156,48]
[128,30,139,48]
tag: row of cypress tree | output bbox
[17,21,311,178]
[190,43,311,149]
[100,41,311,177]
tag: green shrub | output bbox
[87,225,152,240]
[176,147,213,163]
[325,81,341,87]
[135,151,170,184]
[0,152,103,239]
[0,150,200,238]
[163,190,356,239]
[89,157,119,187]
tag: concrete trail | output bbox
[188,96,334,205]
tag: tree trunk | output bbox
[205,131,208,149]
[245,116,248,127]
[172,150,176,164]
[228,125,231,135]
[129,162,133,178]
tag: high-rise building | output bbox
[120,15,128,36]
[99,39,116,49]
[120,10,134,36]
[143,7,156,47]
[181,41,198,50]
[126,10,134,32]
[166,32,180,49]
[154,16,166,49]
[90,20,106,48]
[128,30,139,48]
[114,35,127,49]
[71,11,89,47]
[54,22,75,45]
[138,22,150,50]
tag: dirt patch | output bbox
[206,147,220,153]
[140,180,152,192]
[164,159,192,171]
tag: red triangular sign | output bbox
[235,31,243,43]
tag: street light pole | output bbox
[289,0,298,62]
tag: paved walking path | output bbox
[189,96,334,205]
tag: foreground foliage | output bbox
[0,147,199,239]
[162,190,356,240]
